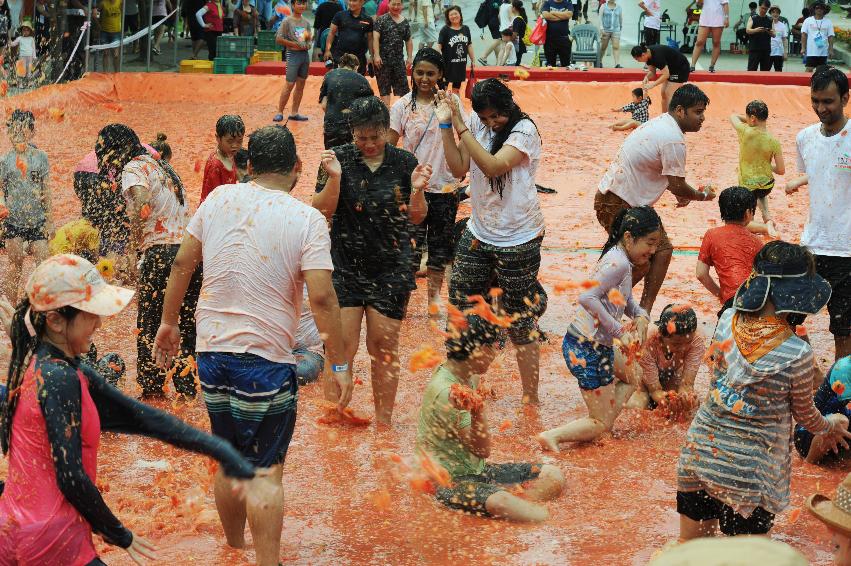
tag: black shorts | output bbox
[806,55,828,68]
[436,462,541,516]
[421,192,460,270]
[4,222,46,242]
[335,280,411,320]
[816,255,851,336]
[751,186,773,200]
[677,490,775,535]
[643,26,660,45]
[488,19,500,40]
[668,65,691,83]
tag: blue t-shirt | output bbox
[793,363,851,457]
[541,0,573,38]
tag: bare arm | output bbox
[801,31,807,54]
[456,407,491,459]
[437,95,471,177]
[646,65,670,89]
[407,165,430,225]
[387,129,401,146]
[542,9,572,20]
[729,113,747,128]
[638,1,651,16]
[312,151,342,219]
[126,185,151,276]
[324,23,337,57]
[406,37,414,63]
[303,269,352,410]
[667,175,711,202]
[772,146,785,176]
[696,260,721,300]
[367,31,374,58]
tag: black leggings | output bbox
[205,30,222,60]
[770,55,784,71]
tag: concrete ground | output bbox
[106,0,848,73]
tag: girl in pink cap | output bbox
[0,254,255,566]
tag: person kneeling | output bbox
[416,315,565,521]
[628,304,704,412]
[794,356,851,465]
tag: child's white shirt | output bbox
[11,36,35,57]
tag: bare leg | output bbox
[4,238,25,303]
[213,468,247,548]
[365,307,403,425]
[661,81,680,116]
[640,247,672,314]
[599,34,610,64]
[325,307,363,402]
[680,513,718,541]
[291,78,307,114]
[709,27,723,68]
[757,196,776,236]
[611,119,639,131]
[515,341,540,405]
[484,490,549,522]
[427,267,444,315]
[480,38,502,62]
[277,81,296,114]
[612,34,621,66]
[522,464,565,501]
[690,26,710,68]
[245,464,285,566]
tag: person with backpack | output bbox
[476,0,503,64]
[510,0,529,65]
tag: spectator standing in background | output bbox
[600,0,623,67]
[638,0,662,45]
[769,5,787,71]
[541,0,573,67]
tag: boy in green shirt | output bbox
[416,316,565,521]
[730,100,785,237]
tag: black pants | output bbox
[60,15,87,81]
[770,55,784,71]
[736,28,749,46]
[747,48,771,71]
[543,35,571,67]
[643,27,660,46]
[205,30,223,60]
[137,244,203,396]
[411,192,460,273]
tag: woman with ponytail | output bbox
[389,47,465,313]
[537,206,660,452]
[436,78,544,405]
[0,254,255,566]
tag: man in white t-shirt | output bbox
[638,0,662,45]
[153,125,352,566]
[690,0,729,73]
[786,67,851,361]
[596,84,716,312]
[800,1,835,72]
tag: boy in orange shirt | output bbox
[200,115,244,203]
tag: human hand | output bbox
[434,91,452,123]
[205,23,213,29]
[320,149,342,178]
[124,534,158,565]
[323,50,331,61]
[676,196,691,208]
[330,367,353,410]
[411,163,433,192]
[373,54,383,69]
[635,316,650,344]
[152,322,181,370]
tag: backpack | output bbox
[521,16,532,46]
[474,0,491,28]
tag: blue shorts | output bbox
[198,352,298,468]
[562,332,614,390]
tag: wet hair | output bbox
[234,148,249,170]
[247,125,297,175]
[811,65,850,98]
[600,206,662,258]
[149,132,172,161]
[445,315,500,361]
[349,96,390,131]
[668,83,710,112]
[512,0,528,23]
[745,99,769,121]
[749,1,757,9]
[719,186,757,222]
[339,53,360,69]
[630,44,649,58]
[470,79,538,198]
[657,304,698,337]
[410,47,447,111]
[631,87,645,99]
[758,0,770,8]
[7,109,34,130]
[95,123,146,178]
[443,4,462,25]
[215,114,245,138]
[1,299,80,454]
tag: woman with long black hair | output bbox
[436,78,545,406]
[0,254,255,565]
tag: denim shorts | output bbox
[562,332,614,390]
[100,31,121,45]
[198,352,298,468]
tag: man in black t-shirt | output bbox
[746,0,773,71]
[541,0,573,67]
[323,0,374,74]
[313,0,343,60]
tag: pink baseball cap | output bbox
[25,254,134,316]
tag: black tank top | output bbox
[750,14,772,50]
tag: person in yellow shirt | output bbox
[98,0,123,72]
[730,99,785,237]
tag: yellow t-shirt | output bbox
[735,121,781,191]
[99,0,123,33]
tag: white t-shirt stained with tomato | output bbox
[466,113,544,247]
[121,154,189,251]
[187,182,334,364]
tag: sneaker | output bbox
[477,57,487,66]
[289,114,309,121]
[272,113,285,122]
[614,64,623,68]
[690,66,695,72]
[708,65,715,73]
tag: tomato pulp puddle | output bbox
[0,74,841,564]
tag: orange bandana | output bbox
[732,313,793,363]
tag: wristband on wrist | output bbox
[457,128,470,137]
[331,363,349,373]
[439,122,452,129]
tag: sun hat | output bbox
[19,18,33,32]
[25,254,134,317]
[733,243,831,316]
[648,536,808,566]
[808,472,851,537]
[810,0,830,13]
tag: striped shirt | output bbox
[677,309,831,516]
